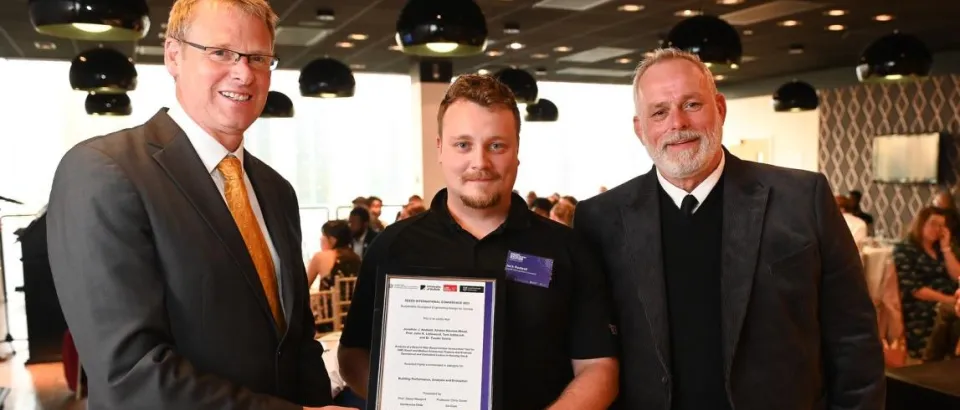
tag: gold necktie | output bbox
[217,156,286,333]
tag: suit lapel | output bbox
[146,110,276,333]
[719,153,769,378]
[245,154,299,338]
[620,170,672,373]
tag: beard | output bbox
[643,125,722,179]
[459,169,503,209]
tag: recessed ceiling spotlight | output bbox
[348,33,368,41]
[530,53,549,59]
[507,42,524,50]
[553,46,572,52]
[827,24,845,31]
[643,51,655,58]
[535,67,548,75]
[675,9,703,17]
[349,64,366,70]
[788,44,805,54]
[717,0,744,4]
[618,4,644,12]
[478,68,491,75]
[778,20,800,27]
[826,9,847,16]
[486,50,503,57]
[743,29,754,35]
[34,41,56,50]
[615,58,632,64]
[504,22,520,35]
[335,41,354,48]
[714,74,726,81]
[874,14,894,22]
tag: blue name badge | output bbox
[505,251,554,288]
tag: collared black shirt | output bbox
[340,189,618,410]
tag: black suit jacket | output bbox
[46,109,333,409]
[574,152,885,410]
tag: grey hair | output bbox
[631,48,718,114]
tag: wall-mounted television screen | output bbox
[872,133,940,184]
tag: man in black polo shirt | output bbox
[338,74,619,409]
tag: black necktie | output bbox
[681,194,698,216]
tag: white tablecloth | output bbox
[862,245,894,304]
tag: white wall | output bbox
[721,94,820,172]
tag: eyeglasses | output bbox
[175,38,279,71]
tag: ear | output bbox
[632,115,644,142]
[163,38,182,79]
[715,92,728,125]
[435,135,442,162]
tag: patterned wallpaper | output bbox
[819,74,960,238]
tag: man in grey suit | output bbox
[45,0,350,409]
[574,48,885,409]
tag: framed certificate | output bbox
[366,266,503,410]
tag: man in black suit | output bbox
[574,48,884,409]
[45,1,349,408]
[348,206,378,258]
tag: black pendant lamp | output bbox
[395,0,488,57]
[525,98,558,122]
[299,58,356,98]
[261,91,294,118]
[772,80,818,112]
[856,31,933,82]
[493,68,537,104]
[70,47,137,93]
[666,15,742,69]
[85,93,131,116]
[29,0,150,41]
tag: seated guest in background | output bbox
[549,192,561,204]
[366,196,385,232]
[561,195,579,206]
[932,190,960,245]
[531,197,553,218]
[848,190,874,228]
[894,206,960,361]
[348,206,378,258]
[526,190,538,208]
[397,204,426,221]
[836,195,868,249]
[307,220,362,291]
[550,201,575,227]
[351,196,367,208]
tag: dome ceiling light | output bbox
[260,91,294,118]
[856,31,932,82]
[493,68,538,104]
[772,80,818,112]
[299,58,356,98]
[525,98,558,122]
[395,0,488,57]
[29,0,150,41]
[85,93,131,116]
[666,15,742,70]
[69,47,137,93]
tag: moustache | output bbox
[461,170,501,182]
[659,130,707,149]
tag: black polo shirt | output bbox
[340,189,617,410]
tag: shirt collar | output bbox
[656,150,726,212]
[166,101,245,175]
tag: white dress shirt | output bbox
[656,151,727,214]
[166,104,285,315]
[842,213,868,249]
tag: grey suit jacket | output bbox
[46,109,333,409]
[574,152,885,410]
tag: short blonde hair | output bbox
[438,74,521,137]
[632,48,717,114]
[166,0,279,43]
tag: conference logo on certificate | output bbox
[371,274,498,410]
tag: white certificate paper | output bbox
[375,276,495,409]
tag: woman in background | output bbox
[894,206,960,361]
[307,220,362,291]
[550,201,574,227]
